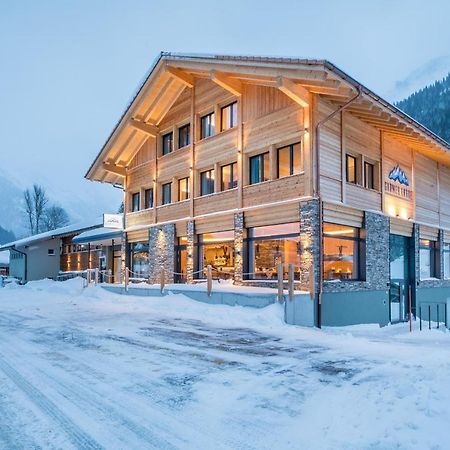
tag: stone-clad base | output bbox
[148,224,175,284]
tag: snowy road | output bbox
[0,280,450,449]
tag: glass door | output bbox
[389,234,412,323]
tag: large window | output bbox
[246,223,300,280]
[323,223,365,281]
[130,242,149,278]
[131,192,140,212]
[178,177,190,201]
[200,169,215,196]
[346,154,357,184]
[277,143,302,178]
[221,162,237,191]
[162,182,172,205]
[420,239,439,279]
[221,102,237,131]
[144,188,153,209]
[444,243,450,279]
[249,152,269,185]
[364,161,375,190]
[178,124,190,148]
[197,231,234,278]
[200,112,215,139]
[162,132,173,155]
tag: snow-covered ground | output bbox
[0,279,449,449]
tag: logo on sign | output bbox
[384,165,412,200]
[103,214,123,229]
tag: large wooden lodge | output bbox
[86,52,450,327]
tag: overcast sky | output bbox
[1,0,449,227]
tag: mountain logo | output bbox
[388,165,409,186]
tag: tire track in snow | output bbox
[0,354,102,450]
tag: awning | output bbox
[72,227,122,245]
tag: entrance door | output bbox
[389,234,412,323]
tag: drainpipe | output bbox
[315,87,362,328]
[12,246,27,283]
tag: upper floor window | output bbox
[162,182,172,205]
[221,162,237,191]
[131,192,140,212]
[249,152,269,185]
[221,102,238,131]
[200,112,215,139]
[200,169,215,196]
[277,142,302,178]
[420,239,439,279]
[178,124,190,148]
[162,132,173,156]
[144,188,153,209]
[364,161,375,190]
[346,154,357,184]
[178,177,190,201]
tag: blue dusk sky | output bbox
[0,0,449,229]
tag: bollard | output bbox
[428,305,431,330]
[277,263,284,303]
[207,265,212,297]
[437,304,440,329]
[160,269,165,295]
[288,264,294,301]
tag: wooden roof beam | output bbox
[165,65,195,88]
[210,70,242,96]
[103,162,126,177]
[129,118,159,137]
[276,77,309,107]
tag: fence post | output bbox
[408,285,412,333]
[277,263,284,303]
[125,268,129,292]
[94,268,99,286]
[160,269,165,295]
[419,305,422,331]
[437,304,440,329]
[288,264,294,301]
[428,305,431,330]
[207,265,212,297]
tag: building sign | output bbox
[384,165,412,200]
[103,213,123,229]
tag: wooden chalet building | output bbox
[86,52,450,327]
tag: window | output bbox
[196,231,234,279]
[48,249,55,256]
[420,239,439,279]
[130,242,149,278]
[144,188,153,209]
[246,223,300,280]
[249,152,269,184]
[200,112,215,139]
[162,182,172,205]
[323,223,365,281]
[364,161,375,190]
[178,177,190,201]
[200,169,215,196]
[178,124,190,148]
[221,162,237,191]
[131,192,140,212]
[277,142,302,178]
[346,154,357,184]
[162,132,173,155]
[444,243,450,279]
[221,102,237,131]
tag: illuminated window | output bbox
[178,177,190,201]
[221,162,237,191]
[420,239,439,279]
[131,192,140,212]
[144,188,153,209]
[346,154,357,184]
[277,143,302,178]
[130,242,149,278]
[323,223,365,281]
[364,161,375,189]
[200,169,215,196]
[246,223,300,280]
[221,102,237,131]
[162,182,172,205]
[200,112,215,139]
[162,132,173,155]
[196,231,234,279]
[178,124,190,148]
[249,152,269,184]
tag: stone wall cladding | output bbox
[323,211,390,293]
[148,224,175,284]
[299,199,320,292]
[186,220,195,284]
[234,212,244,285]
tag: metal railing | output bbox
[419,302,448,330]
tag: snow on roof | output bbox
[0,219,103,251]
[72,227,122,244]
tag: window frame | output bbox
[249,152,270,185]
[277,142,302,178]
[220,162,238,191]
[131,192,140,212]
[162,182,172,205]
[178,123,190,149]
[144,188,153,209]
[178,177,190,201]
[364,160,375,190]
[220,101,238,132]
[419,239,439,279]
[162,131,174,156]
[200,169,215,196]
[200,112,215,140]
[346,154,357,184]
